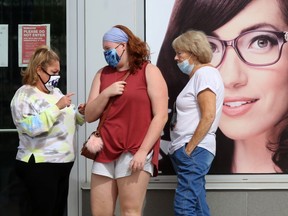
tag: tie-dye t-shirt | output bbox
[10,85,85,163]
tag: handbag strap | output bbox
[96,71,130,132]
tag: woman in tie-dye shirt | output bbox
[10,45,85,216]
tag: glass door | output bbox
[0,0,67,214]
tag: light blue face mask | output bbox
[177,59,194,76]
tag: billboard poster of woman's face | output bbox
[146,0,288,174]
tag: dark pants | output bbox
[15,155,73,216]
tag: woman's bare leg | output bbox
[90,173,118,216]
[117,171,150,216]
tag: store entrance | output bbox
[0,0,67,215]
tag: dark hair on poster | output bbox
[153,0,288,175]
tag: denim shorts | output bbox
[91,151,154,179]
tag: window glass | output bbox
[0,0,66,213]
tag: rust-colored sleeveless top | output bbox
[95,62,160,176]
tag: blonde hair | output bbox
[21,45,60,85]
[172,30,212,63]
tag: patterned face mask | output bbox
[103,44,124,67]
[40,68,60,92]
[104,48,120,67]
[44,74,60,92]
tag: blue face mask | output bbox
[103,44,124,67]
[177,59,194,76]
[104,48,120,67]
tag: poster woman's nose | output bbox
[218,47,248,89]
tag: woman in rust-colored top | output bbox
[85,25,168,216]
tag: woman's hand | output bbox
[56,93,74,109]
[129,148,148,172]
[103,81,127,97]
[185,143,196,156]
[78,103,86,115]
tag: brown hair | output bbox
[114,25,150,74]
[21,45,60,85]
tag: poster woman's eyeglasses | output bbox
[208,30,288,67]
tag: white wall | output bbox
[145,0,174,64]
[85,0,145,101]
[67,0,86,215]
